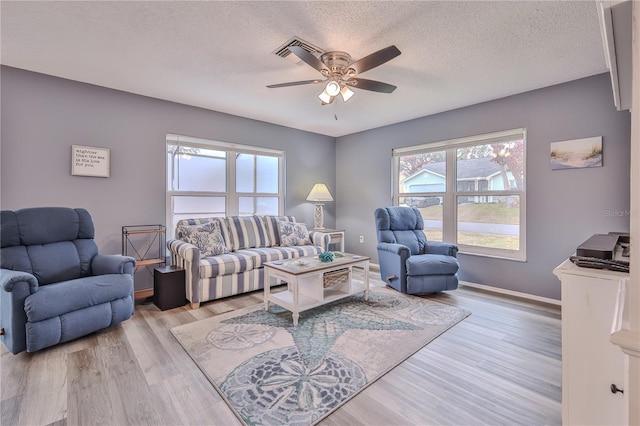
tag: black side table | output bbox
[153,266,186,311]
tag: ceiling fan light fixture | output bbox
[269,43,401,106]
[318,90,333,104]
[325,80,341,97]
[340,85,354,102]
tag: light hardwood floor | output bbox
[1,272,561,426]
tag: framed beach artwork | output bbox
[550,136,602,170]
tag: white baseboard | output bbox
[460,280,561,306]
[369,263,560,306]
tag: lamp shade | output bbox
[318,90,333,104]
[306,183,334,202]
[340,85,354,102]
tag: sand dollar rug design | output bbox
[171,287,470,425]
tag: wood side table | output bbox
[153,266,186,311]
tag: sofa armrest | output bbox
[92,254,137,276]
[308,231,330,250]
[167,239,201,263]
[424,241,458,257]
[167,239,201,304]
[1,269,39,354]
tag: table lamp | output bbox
[306,183,334,229]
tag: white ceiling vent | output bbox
[273,36,324,64]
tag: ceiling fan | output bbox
[267,45,401,105]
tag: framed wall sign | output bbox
[71,145,110,177]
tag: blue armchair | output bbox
[374,206,459,294]
[1,207,135,354]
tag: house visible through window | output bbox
[166,134,285,237]
[393,128,526,261]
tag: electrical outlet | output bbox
[359,235,364,244]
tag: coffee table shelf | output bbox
[264,254,370,326]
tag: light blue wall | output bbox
[1,67,631,300]
[0,66,336,290]
[336,73,631,300]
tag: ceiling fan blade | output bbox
[348,78,397,93]
[288,46,328,73]
[267,79,323,88]
[348,45,401,75]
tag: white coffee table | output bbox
[263,253,370,326]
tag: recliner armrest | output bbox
[92,254,136,276]
[425,241,458,257]
[376,242,410,257]
[376,243,411,293]
[1,268,38,354]
[1,269,38,293]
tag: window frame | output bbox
[166,134,285,238]
[392,128,527,261]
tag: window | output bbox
[393,129,526,261]
[166,134,284,236]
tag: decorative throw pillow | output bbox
[178,222,229,257]
[263,215,296,247]
[277,221,312,247]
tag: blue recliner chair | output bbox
[1,207,135,354]
[374,206,459,294]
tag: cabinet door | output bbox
[562,274,626,425]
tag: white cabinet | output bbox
[554,259,628,425]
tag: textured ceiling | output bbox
[1,1,608,137]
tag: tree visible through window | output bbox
[393,129,526,260]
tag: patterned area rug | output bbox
[171,287,470,425]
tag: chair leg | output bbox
[190,302,200,310]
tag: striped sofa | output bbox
[167,215,329,309]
